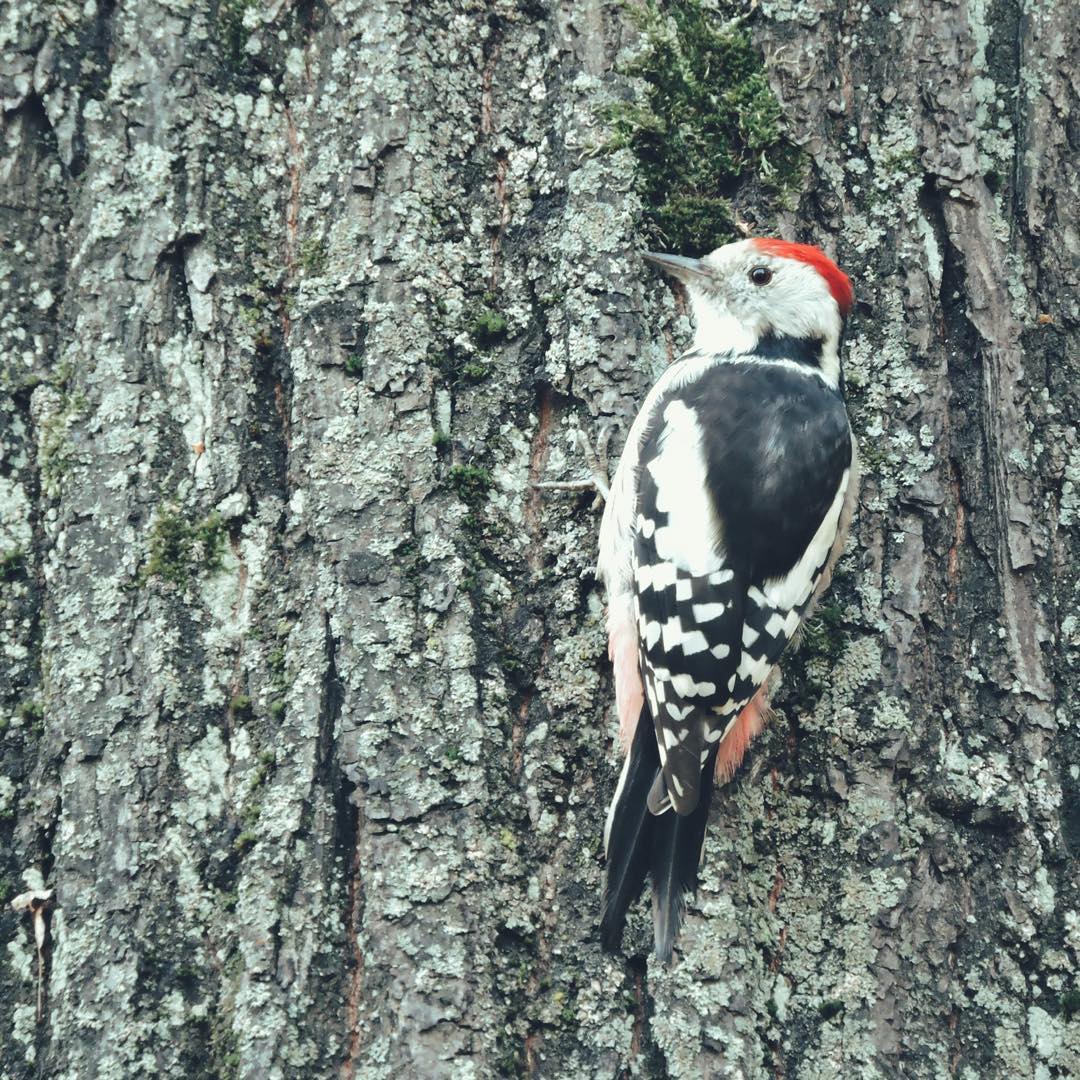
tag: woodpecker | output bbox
[598,237,857,961]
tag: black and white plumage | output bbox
[598,238,858,961]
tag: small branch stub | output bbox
[11,888,55,1022]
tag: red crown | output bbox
[751,238,854,318]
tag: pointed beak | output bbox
[643,251,708,284]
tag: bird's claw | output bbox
[532,424,612,505]
[577,425,612,500]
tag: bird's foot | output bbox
[532,425,612,505]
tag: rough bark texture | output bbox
[1,0,1078,1077]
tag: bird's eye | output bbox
[750,266,773,286]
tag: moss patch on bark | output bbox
[606,0,802,254]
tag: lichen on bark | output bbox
[0,0,1078,1077]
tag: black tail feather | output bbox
[600,707,659,951]
[601,707,719,962]
[650,744,719,963]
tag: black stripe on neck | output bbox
[743,330,825,368]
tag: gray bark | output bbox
[1,0,1077,1077]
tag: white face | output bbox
[691,239,844,345]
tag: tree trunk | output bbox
[1,0,1077,1077]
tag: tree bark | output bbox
[1,0,1077,1077]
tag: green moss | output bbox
[265,646,289,719]
[142,507,227,585]
[146,512,193,584]
[250,751,275,789]
[299,237,327,276]
[448,464,492,505]
[469,309,509,348]
[344,354,363,377]
[0,369,41,397]
[233,830,257,853]
[604,0,803,254]
[460,361,490,381]
[858,442,887,472]
[0,549,25,583]
[648,194,734,250]
[229,694,252,717]
[432,429,450,448]
[195,513,226,559]
[17,699,43,724]
[39,388,88,499]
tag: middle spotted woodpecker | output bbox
[598,238,858,961]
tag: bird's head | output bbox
[645,238,853,385]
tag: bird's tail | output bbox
[649,746,718,962]
[600,705,658,952]
[600,706,718,961]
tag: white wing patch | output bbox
[635,562,678,592]
[644,400,724,576]
[736,651,772,686]
[669,673,717,698]
[692,602,726,622]
[764,610,800,639]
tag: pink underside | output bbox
[608,620,644,754]
[715,683,771,781]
